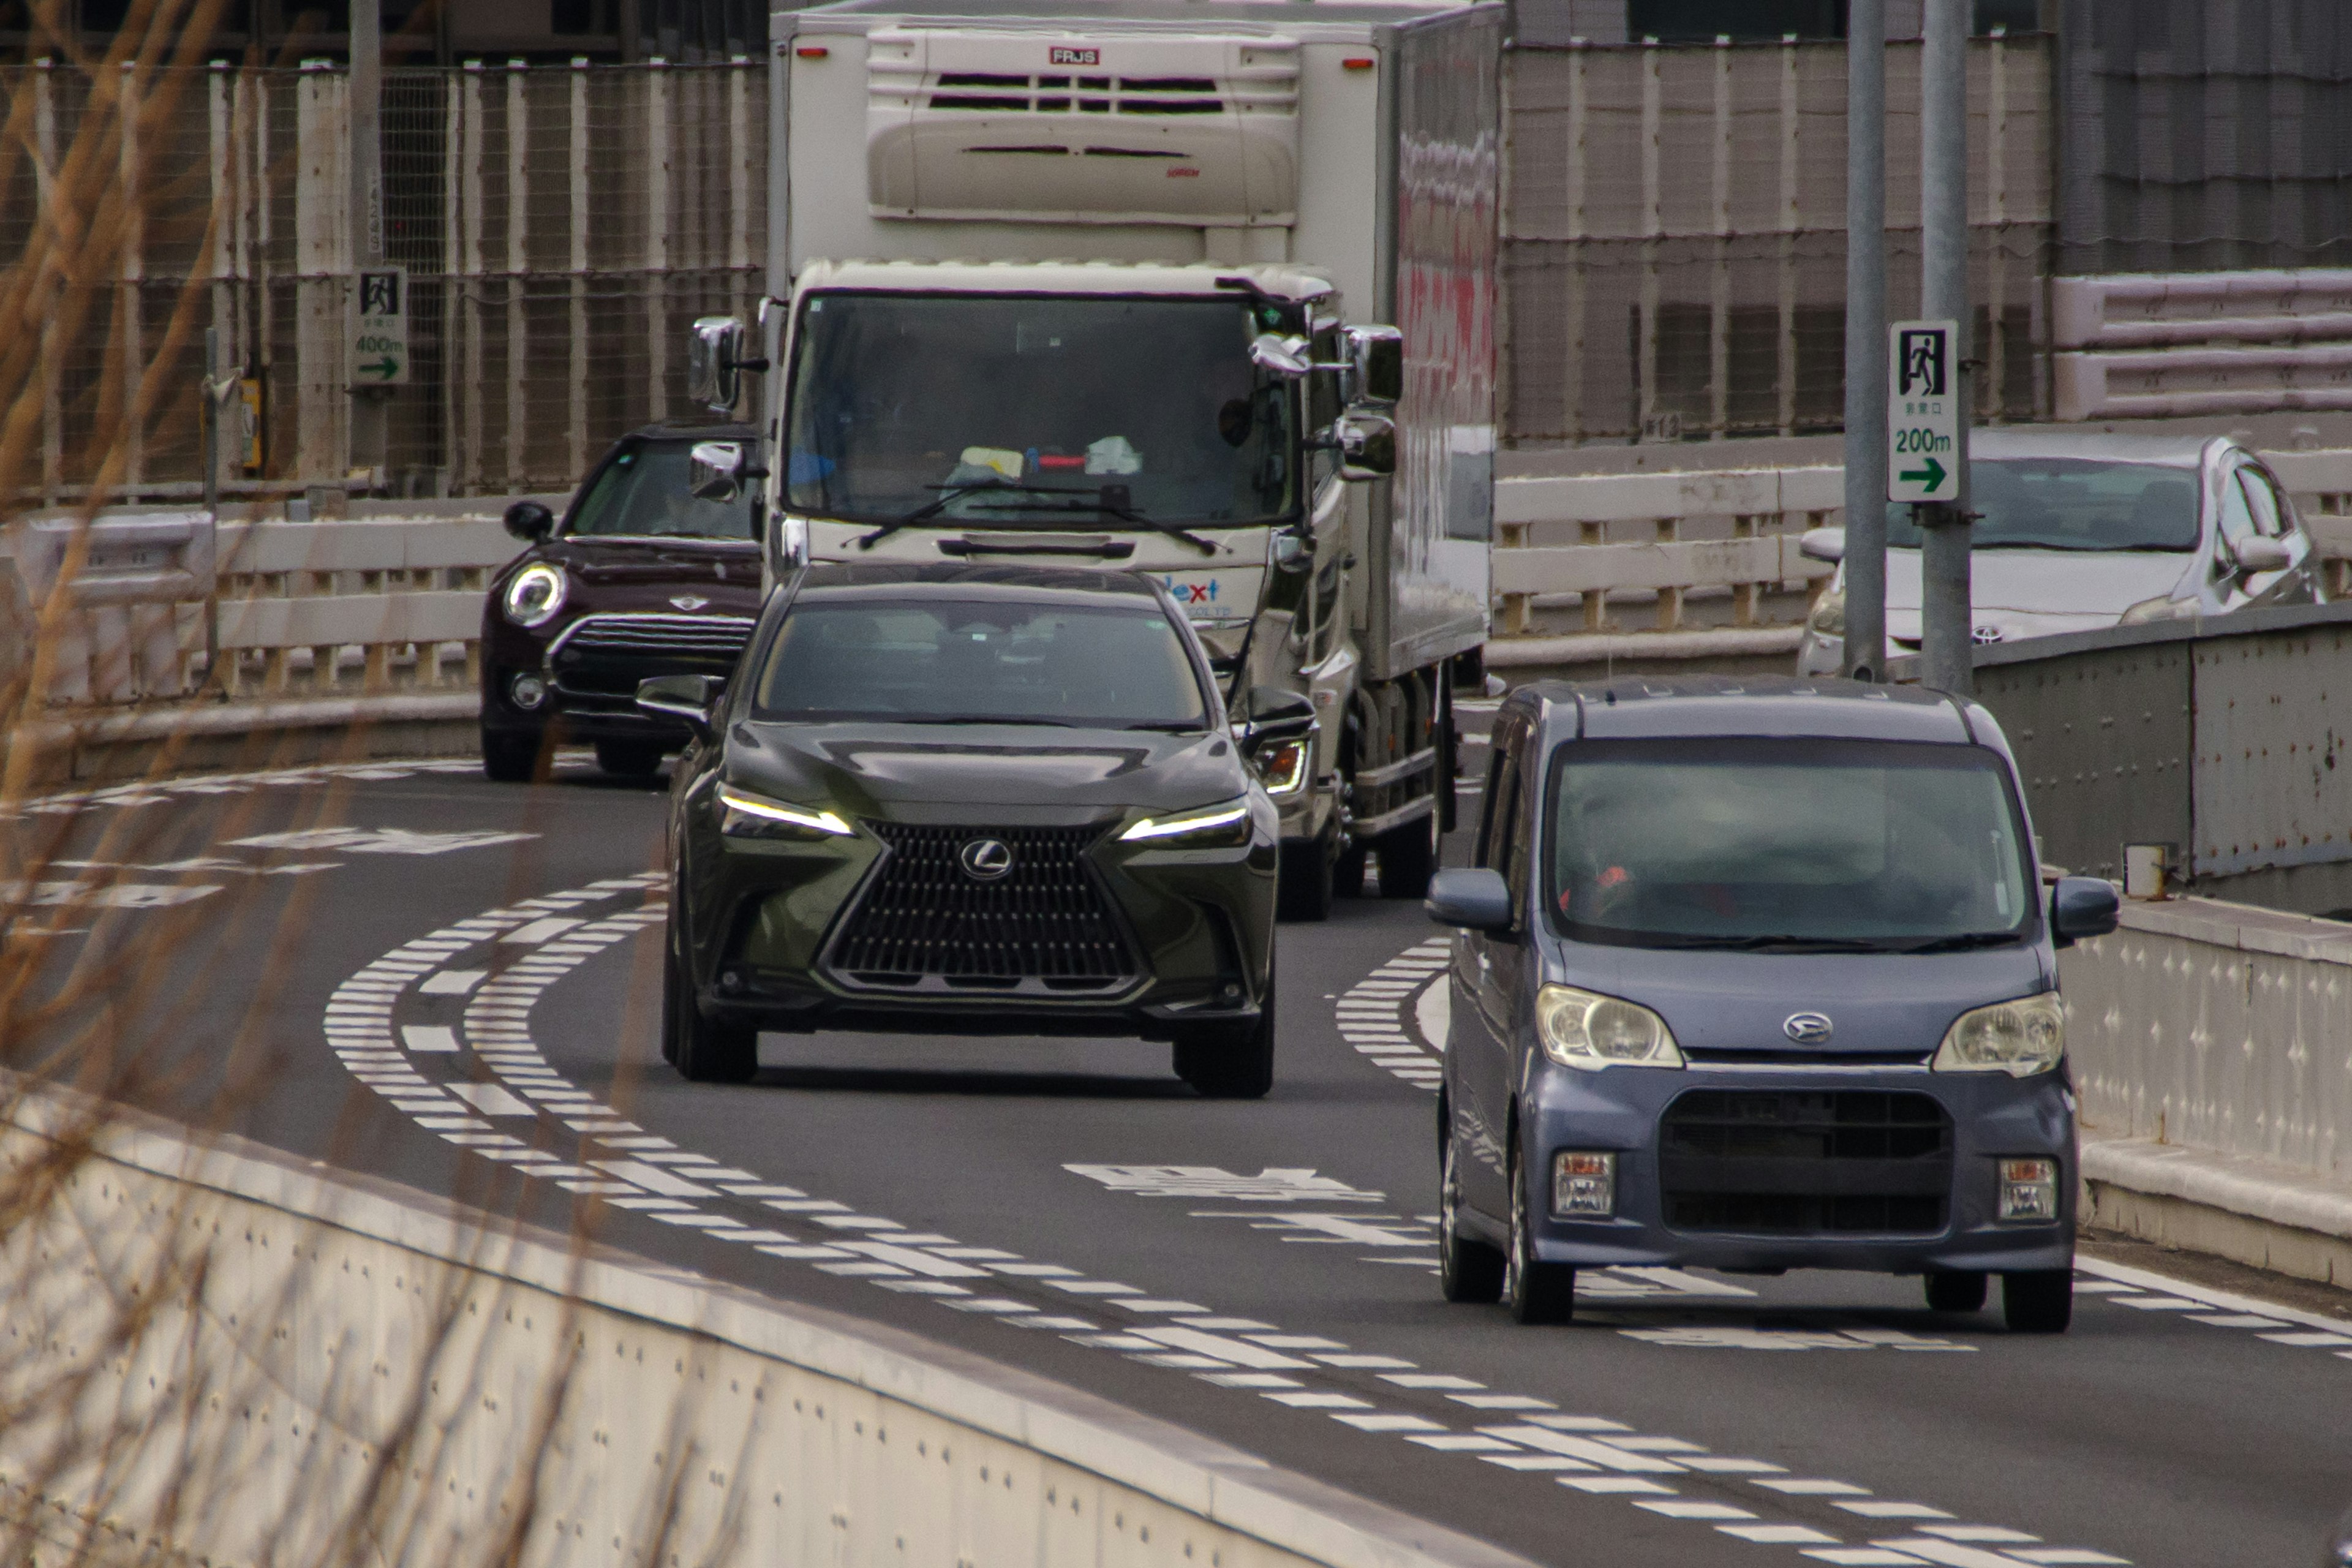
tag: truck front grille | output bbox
[1657,1089,1953,1237]
[829,823,1135,990]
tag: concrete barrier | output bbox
[0,1082,1532,1568]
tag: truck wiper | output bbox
[855,478,1093,550]
[967,492,1217,556]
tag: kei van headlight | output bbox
[1932,993,2064,1077]
[715,783,853,840]
[1807,590,1845,639]
[1121,799,1251,846]
[1536,984,1684,1069]
[502,562,568,628]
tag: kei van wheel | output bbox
[1505,1136,1576,1324]
[1439,1126,1504,1303]
[1924,1270,1988,1313]
[1174,957,1275,1099]
[2001,1269,2073,1333]
[664,935,758,1084]
[481,726,544,784]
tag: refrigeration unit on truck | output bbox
[681,0,1502,919]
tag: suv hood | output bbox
[726,721,1249,820]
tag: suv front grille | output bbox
[1658,1089,1953,1236]
[829,823,1136,990]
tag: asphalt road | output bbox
[18,755,2351,1568]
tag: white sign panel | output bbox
[352,267,409,387]
[1886,318,1959,503]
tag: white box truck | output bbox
[687,0,1502,918]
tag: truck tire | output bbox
[482,726,544,783]
[1174,959,1275,1099]
[1506,1136,1576,1324]
[1375,810,1438,900]
[1277,834,1333,922]
[2001,1270,2073,1333]
[595,739,665,780]
[1332,839,1367,899]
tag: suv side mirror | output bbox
[2050,875,2120,948]
[690,441,747,503]
[503,500,554,541]
[637,673,726,741]
[688,316,748,412]
[1334,412,1396,481]
[1343,323,1403,407]
[1427,867,1513,933]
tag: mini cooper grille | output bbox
[1659,1089,1953,1236]
[557,613,755,662]
[831,823,1134,989]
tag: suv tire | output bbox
[665,938,757,1084]
[1175,960,1275,1099]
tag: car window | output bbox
[1883,459,2198,552]
[752,597,1210,730]
[1478,735,1519,873]
[569,442,757,540]
[2239,467,2286,537]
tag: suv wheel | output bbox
[482,726,543,783]
[1439,1123,1504,1303]
[2002,1269,2073,1333]
[664,937,757,1084]
[1175,958,1275,1099]
[1505,1134,1576,1324]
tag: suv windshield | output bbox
[568,441,756,540]
[1546,739,2033,950]
[1885,458,2198,551]
[783,293,1294,527]
[753,597,1210,731]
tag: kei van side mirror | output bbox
[1427,867,1513,934]
[690,440,747,503]
[503,500,554,541]
[2050,875,2120,948]
[2231,535,2293,575]
[637,673,726,741]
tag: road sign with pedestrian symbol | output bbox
[352,268,409,388]
[1886,319,1959,503]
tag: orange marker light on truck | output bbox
[1342,56,1376,69]
[796,44,828,58]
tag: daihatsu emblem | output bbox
[960,839,1014,881]
[671,594,710,612]
[1783,1012,1834,1044]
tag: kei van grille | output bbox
[1659,1089,1953,1237]
[829,823,1135,990]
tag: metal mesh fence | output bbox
[1501,34,2052,445]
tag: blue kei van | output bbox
[1425,676,2119,1333]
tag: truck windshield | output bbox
[1545,739,2034,950]
[783,293,1294,528]
[1884,458,2198,551]
[753,597,1210,731]
[568,441,756,540]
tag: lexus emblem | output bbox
[959,838,1014,881]
[1782,1012,1834,1044]
[671,594,710,612]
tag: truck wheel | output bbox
[1439,1129,1504,1303]
[667,943,758,1084]
[595,739,665,780]
[481,726,544,783]
[1506,1136,1576,1324]
[2001,1270,2073,1333]
[1332,839,1367,899]
[1376,810,1439,900]
[1924,1270,1988,1312]
[1175,960,1275,1099]
[1277,835,1333,922]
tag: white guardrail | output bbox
[2052,270,2352,423]
[0,1080,1530,1568]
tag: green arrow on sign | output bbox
[359,356,400,380]
[1899,454,1947,491]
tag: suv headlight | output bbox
[1253,739,1311,796]
[1122,799,1251,845]
[1807,590,1845,639]
[1932,993,2064,1076]
[1536,984,1684,1069]
[716,783,853,840]
[503,562,567,628]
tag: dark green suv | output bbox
[643,563,1287,1096]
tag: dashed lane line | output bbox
[318,876,2136,1568]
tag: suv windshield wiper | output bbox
[854,478,1094,550]
[967,494,1218,556]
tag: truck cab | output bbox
[687,0,1502,918]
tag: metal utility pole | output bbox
[1840,0,1887,683]
[1916,0,1973,695]
[349,0,387,485]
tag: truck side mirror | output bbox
[690,441,747,503]
[2049,875,2120,948]
[1333,413,1395,481]
[503,500,554,541]
[688,316,747,412]
[1343,324,1403,407]
[1248,333,1313,378]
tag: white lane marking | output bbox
[321,873,2129,1568]
[2076,1256,2352,1356]
[500,918,583,943]
[444,1083,535,1116]
[231,827,537,856]
[419,970,486,995]
[1334,938,1451,1092]
[400,1025,461,1052]
[1064,1164,1385,1203]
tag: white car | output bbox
[1798,431,2324,676]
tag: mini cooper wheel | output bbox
[1506,1135,1576,1324]
[481,726,544,784]
[1438,1123,1504,1303]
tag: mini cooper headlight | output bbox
[1932,993,2065,1077]
[503,562,568,628]
[1253,739,1311,796]
[715,783,853,840]
[1121,799,1251,845]
[1536,984,1684,1069]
